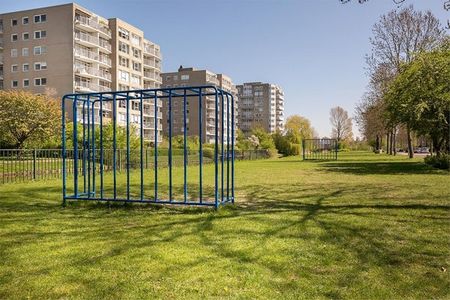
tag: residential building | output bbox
[236,82,285,134]
[0,3,163,141]
[161,67,238,144]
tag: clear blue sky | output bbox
[2,0,448,137]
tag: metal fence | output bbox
[302,139,338,160]
[0,148,270,185]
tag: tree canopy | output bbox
[0,90,61,149]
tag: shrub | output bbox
[424,154,449,170]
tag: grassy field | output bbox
[0,152,449,299]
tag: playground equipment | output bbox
[302,138,338,160]
[61,86,235,209]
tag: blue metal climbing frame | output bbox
[61,86,235,209]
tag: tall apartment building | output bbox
[0,3,163,141]
[161,67,238,144]
[236,82,285,134]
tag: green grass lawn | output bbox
[0,152,449,299]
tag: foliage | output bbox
[272,131,300,156]
[0,90,61,149]
[384,43,450,154]
[285,115,313,142]
[250,127,276,150]
[424,154,450,170]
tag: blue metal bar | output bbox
[154,93,158,201]
[198,88,203,204]
[140,92,144,201]
[86,96,91,198]
[112,93,117,200]
[220,91,224,203]
[168,90,173,202]
[231,94,235,203]
[226,93,230,201]
[73,96,79,198]
[214,90,219,209]
[64,196,218,206]
[183,89,187,203]
[91,96,96,197]
[82,100,86,194]
[126,92,130,201]
[99,94,104,199]
[62,96,67,206]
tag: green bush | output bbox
[424,154,450,170]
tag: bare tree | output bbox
[330,106,353,141]
[364,6,445,158]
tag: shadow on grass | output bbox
[319,161,438,175]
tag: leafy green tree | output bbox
[0,90,61,149]
[385,41,450,155]
[251,126,276,150]
[285,115,313,142]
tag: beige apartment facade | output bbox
[236,82,285,134]
[161,67,238,144]
[0,3,163,142]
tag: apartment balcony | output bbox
[143,123,163,130]
[75,15,111,38]
[0,54,3,64]
[74,47,111,67]
[143,59,161,70]
[74,65,111,81]
[74,32,112,52]
[0,23,3,34]
[0,37,3,49]
[0,70,3,79]
[74,81,111,92]
[143,45,161,58]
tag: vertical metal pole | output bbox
[183,89,188,203]
[62,97,66,206]
[231,94,235,204]
[33,149,36,181]
[73,97,79,197]
[82,100,86,194]
[226,93,230,202]
[154,92,158,201]
[302,139,305,160]
[113,93,117,200]
[87,96,91,198]
[168,90,173,202]
[99,95,104,200]
[126,92,130,201]
[198,88,203,204]
[221,91,224,203]
[214,89,219,209]
[91,97,96,196]
[140,92,144,201]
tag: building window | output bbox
[119,56,129,68]
[11,49,18,57]
[131,74,140,85]
[181,75,189,80]
[34,30,46,39]
[34,14,47,23]
[119,70,129,82]
[34,62,47,70]
[11,19,18,26]
[11,34,18,42]
[119,42,129,54]
[23,64,29,72]
[118,27,129,40]
[22,32,29,40]
[22,17,29,25]
[22,48,29,56]
[34,78,47,86]
[33,46,47,55]
[132,61,141,72]
[12,80,19,88]
[133,48,140,59]
[23,79,29,87]
[11,64,18,72]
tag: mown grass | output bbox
[0,152,449,299]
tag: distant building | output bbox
[161,67,238,144]
[236,82,284,134]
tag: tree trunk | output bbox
[393,128,397,156]
[389,129,394,155]
[406,125,413,158]
[386,132,390,154]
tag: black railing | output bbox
[0,148,271,185]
